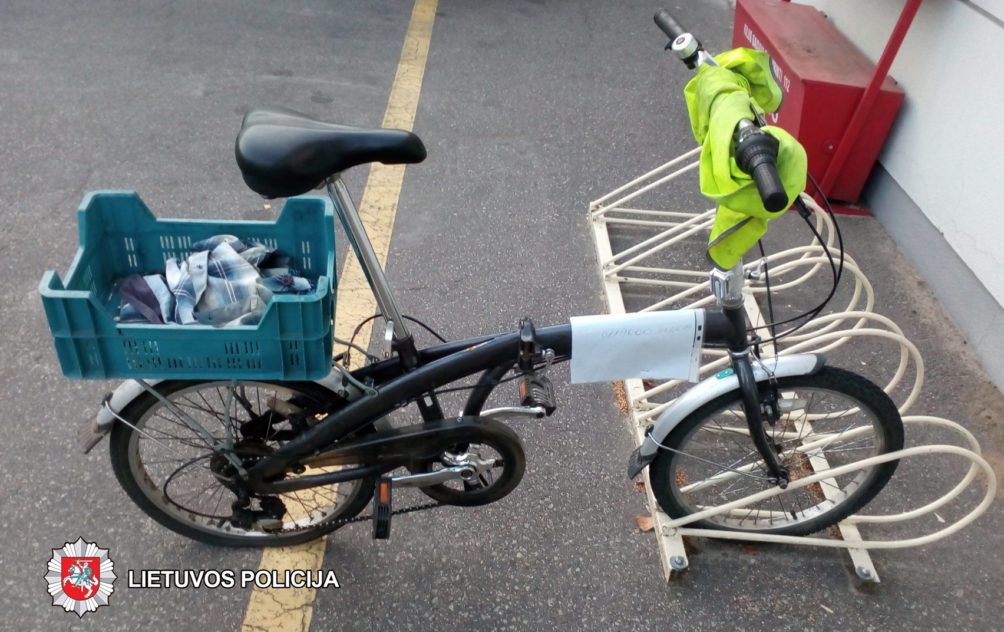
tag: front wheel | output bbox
[649,367,904,535]
[109,380,375,547]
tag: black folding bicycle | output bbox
[75,11,903,547]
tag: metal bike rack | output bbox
[589,150,997,583]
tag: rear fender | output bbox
[80,372,358,454]
[80,380,162,454]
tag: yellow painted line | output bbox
[240,1,438,631]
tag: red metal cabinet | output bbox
[732,0,904,203]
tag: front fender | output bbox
[627,353,825,478]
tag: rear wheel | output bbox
[649,367,903,535]
[109,380,374,547]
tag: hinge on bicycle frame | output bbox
[516,317,557,415]
[518,317,538,371]
[517,317,554,371]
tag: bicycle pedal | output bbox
[519,374,557,416]
[372,477,393,540]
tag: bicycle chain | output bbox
[329,500,447,529]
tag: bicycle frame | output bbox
[231,175,778,494]
[245,324,573,489]
[77,168,802,509]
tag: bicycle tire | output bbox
[109,380,375,547]
[648,366,904,536]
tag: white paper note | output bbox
[569,310,704,384]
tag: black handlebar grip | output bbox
[654,9,687,41]
[735,127,789,213]
[751,162,789,212]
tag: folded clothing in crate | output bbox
[39,191,337,380]
[118,234,314,326]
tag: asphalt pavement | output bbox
[2,1,1002,630]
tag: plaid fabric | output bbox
[118,235,312,327]
[166,249,209,324]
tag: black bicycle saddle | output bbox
[235,108,427,198]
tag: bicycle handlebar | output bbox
[734,121,788,212]
[653,9,687,41]
[654,9,789,213]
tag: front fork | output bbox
[713,261,789,487]
[731,349,789,487]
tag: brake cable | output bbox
[746,173,846,347]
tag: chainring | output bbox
[411,418,527,507]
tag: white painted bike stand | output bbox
[589,149,996,583]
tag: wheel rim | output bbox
[124,381,367,540]
[664,384,890,532]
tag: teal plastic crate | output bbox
[39,191,337,380]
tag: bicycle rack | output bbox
[589,150,997,583]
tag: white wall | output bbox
[800,0,1004,310]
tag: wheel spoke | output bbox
[116,380,374,544]
[651,368,902,535]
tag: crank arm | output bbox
[390,464,484,488]
[480,406,546,420]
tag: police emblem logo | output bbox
[45,537,116,617]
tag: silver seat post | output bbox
[326,178,411,342]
